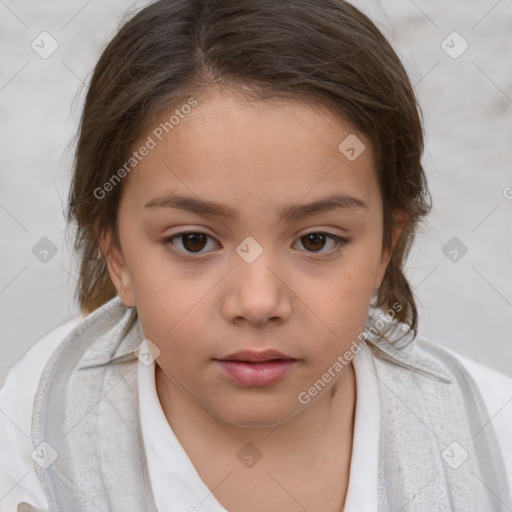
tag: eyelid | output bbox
[162,227,217,242]
[162,228,352,258]
[293,231,352,255]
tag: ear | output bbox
[98,230,136,307]
[373,210,409,295]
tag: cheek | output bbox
[134,278,216,365]
[311,279,372,344]
[311,245,380,306]
[299,249,381,354]
[119,232,217,360]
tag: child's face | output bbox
[103,88,403,427]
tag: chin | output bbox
[209,400,300,429]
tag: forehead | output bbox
[122,89,380,215]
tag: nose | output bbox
[221,249,292,326]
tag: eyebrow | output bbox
[144,192,368,221]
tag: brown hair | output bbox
[67,0,431,342]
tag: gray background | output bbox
[1,0,511,387]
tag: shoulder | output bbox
[416,336,512,412]
[419,335,512,485]
[444,345,512,395]
[370,328,512,496]
[0,315,83,512]
[442,344,512,432]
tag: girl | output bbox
[1,0,511,510]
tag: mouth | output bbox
[214,350,296,387]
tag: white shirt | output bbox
[1,318,511,511]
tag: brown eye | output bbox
[181,233,208,252]
[164,231,219,256]
[295,232,351,254]
[301,233,327,252]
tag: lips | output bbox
[215,350,296,387]
[218,349,293,363]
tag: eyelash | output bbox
[162,229,352,258]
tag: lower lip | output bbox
[215,359,295,387]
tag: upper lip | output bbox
[216,350,295,363]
